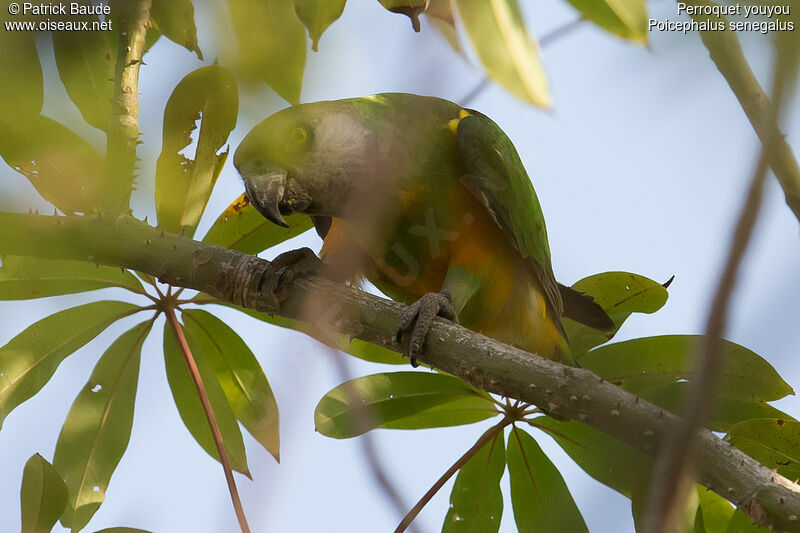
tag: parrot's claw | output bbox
[394,292,459,367]
[266,247,327,301]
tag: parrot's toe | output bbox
[266,247,327,301]
[394,292,458,367]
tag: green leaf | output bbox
[20,454,68,533]
[54,321,152,531]
[696,486,735,532]
[534,417,651,497]
[443,427,505,533]
[506,426,588,532]
[456,0,550,107]
[425,0,462,53]
[52,0,115,131]
[0,114,105,214]
[156,65,238,236]
[163,321,250,476]
[726,419,800,481]
[182,309,280,461]
[0,301,139,428]
[581,335,793,401]
[566,0,648,42]
[150,0,203,59]
[632,481,699,533]
[639,381,793,432]
[379,0,427,32]
[315,372,497,438]
[0,30,42,118]
[294,0,347,51]
[228,0,306,104]
[566,272,669,358]
[726,508,769,532]
[202,195,313,254]
[0,256,144,300]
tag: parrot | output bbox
[233,93,613,366]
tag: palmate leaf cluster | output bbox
[0,1,795,532]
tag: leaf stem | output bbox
[164,306,251,533]
[394,417,511,533]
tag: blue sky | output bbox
[1,1,799,532]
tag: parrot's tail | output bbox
[558,283,615,331]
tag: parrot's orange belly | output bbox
[320,187,567,360]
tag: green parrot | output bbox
[234,93,612,366]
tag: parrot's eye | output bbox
[290,127,308,144]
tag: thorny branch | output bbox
[104,0,151,212]
[0,212,799,531]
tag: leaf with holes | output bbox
[456,0,549,106]
[0,256,144,300]
[442,427,505,532]
[507,427,588,532]
[315,372,497,438]
[20,454,68,533]
[534,417,651,497]
[565,271,669,358]
[163,321,250,476]
[0,301,140,428]
[202,194,313,254]
[150,0,203,59]
[580,335,793,401]
[726,419,800,482]
[0,114,105,214]
[228,0,306,104]
[639,381,792,432]
[182,309,280,461]
[566,0,648,42]
[294,0,347,51]
[0,30,42,118]
[54,321,152,531]
[52,0,115,130]
[155,65,238,236]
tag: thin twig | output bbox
[164,307,251,533]
[686,0,800,224]
[394,417,511,533]
[643,37,798,533]
[459,16,585,107]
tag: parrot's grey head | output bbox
[234,101,380,227]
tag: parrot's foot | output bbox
[394,292,459,367]
[265,247,326,301]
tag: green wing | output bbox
[456,111,563,317]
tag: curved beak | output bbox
[243,168,313,228]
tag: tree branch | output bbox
[105,0,151,212]
[686,1,800,223]
[1,212,799,531]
